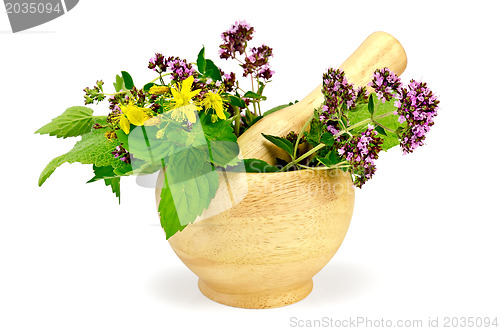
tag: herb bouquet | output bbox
[37,21,439,309]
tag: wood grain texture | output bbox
[237,31,408,164]
[155,169,355,308]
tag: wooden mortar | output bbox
[156,168,355,308]
[238,31,408,164]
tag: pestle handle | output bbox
[237,31,408,165]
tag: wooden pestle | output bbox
[237,31,408,165]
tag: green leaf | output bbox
[104,177,120,203]
[143,83,154,92]
[243,91,267,100]
[321,132,337,146]
[159,154,220,239]
[227,95,247,108]
[121,71,135,90]
[306,109,322,147]
[368,94,375,116]
[263,104,289,116]
[262,133,294,156]
[375,125,387,136]
[317,150,343,167]
[348,96,402,151]
[35,106,97,138]
[113,74,124,92]
[205,59,222,81]
[243,159,279,173]
[38,126,125,186]
[87,165,117,183]
[197,46,206,73]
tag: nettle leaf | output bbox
[262,133,294,156]
[121,71,135,89]
[197,46,206,73]
[35,106,97,138]
[158,149,219,239]
[38,126,125,186]
[244,159,279,173]
[87,165,117,183]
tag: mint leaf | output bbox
[35,106,97,138]
[262,133,294,156]
[38,127,125,186]
[197,46,206,73]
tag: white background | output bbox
[1,1,499,330]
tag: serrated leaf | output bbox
[104,177,120,203]
[35,106,96,138]
[38,127,125,186]
[262,133,294,156]
[197,46,206,73]
[87,165,117,183]
[159,157,219,239]
[121,71,135,89]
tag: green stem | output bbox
[282,143,326,172]
[294,115,313,159]
[148,73,170,85]
[232,105,241,136]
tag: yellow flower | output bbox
[119,102,150,134]
[202,91,226,120]
[170,76,201,123]
[148,85,170,95]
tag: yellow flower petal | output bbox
[120,115,130,134]
[121,103,149,126]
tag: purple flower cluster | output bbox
[320,68,357,135]
[395,80,439,154]
[148,53,195,82]
[219,20,254,59]
[369,68,402,103]
[222,71,236,93]
[338,125,383,188]
[112,144,131,164]
[241,45,274,81]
